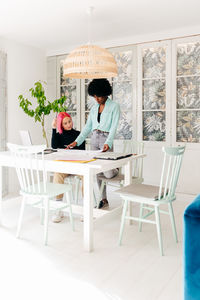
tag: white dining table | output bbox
[0,150,145,252]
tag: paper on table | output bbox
[53,149,102,162]
[62,149,103,155]
[55,159,96,163]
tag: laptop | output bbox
[19,130,57,154]
[19,130,32,146]
[93,152,133,160]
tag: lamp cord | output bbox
[87,6,94,45]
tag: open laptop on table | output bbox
[93,152,132,160]
[19,130,57,154]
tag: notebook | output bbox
[93,152,133,160]
[19,130,57,154]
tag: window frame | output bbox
[56,55,81,131]
[137,41,171,147]
[172,36,200,149]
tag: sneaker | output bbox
[52,211,64,223]
[98,199,109,209]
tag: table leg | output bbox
[83,170,94,252]
[124,161,133,225]
[0,166,2,225]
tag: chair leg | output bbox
[67,177,74,202]
[99,180,106,201]
[74,176,80,204]
[66,191,74,231]
[16,196,26,238]
[44,197,49,246]
[168,202,178,243]
[40,198,44,225]
[93,189,97,207]
[139,203,144,232]
[118,199,128,246]
[155,207,164,256]
[98,181,106,205]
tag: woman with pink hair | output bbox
[51,112,85,222]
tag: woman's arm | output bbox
[105,103,120,149]
[51,118,60,149]
[75,111,93,146]
[51,129,60,149]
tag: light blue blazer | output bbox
[75,97,120,149]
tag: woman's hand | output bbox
[52,118,57,129]
[65,141,77,149]
[102,144,110,152]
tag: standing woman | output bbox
[67,79,120,209]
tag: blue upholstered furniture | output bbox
[184,194,200,300]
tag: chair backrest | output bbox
[122,140,144,179]
[7,143,47,194]
[158,146,185,201]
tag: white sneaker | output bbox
[52,211,64,223]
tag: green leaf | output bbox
[18,81,68,144]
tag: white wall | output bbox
[0,37,46,194]
[47,25,200,56]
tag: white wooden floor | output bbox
[0,190,194,300]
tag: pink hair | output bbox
[57,112,72,134]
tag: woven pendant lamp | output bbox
[63,44,117,79]
[63,7,118,79]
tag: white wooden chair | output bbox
[116,145,185,256]
[98,141,144,200]
[7,143,74,245]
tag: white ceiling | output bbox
[0,0,200,55]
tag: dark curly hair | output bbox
[88,79,112,97]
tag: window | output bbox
[51,37,200,145]
[138,42,170,143]
[112,49,133,139]
[47,36,200,193]
[57,55,81,130]
[176,41,200,143]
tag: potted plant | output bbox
[18,81,67,147]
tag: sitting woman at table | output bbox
[51,112,85,223]
[66,79,120,209]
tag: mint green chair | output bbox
[116,146,185,256]
[7,143,74,245]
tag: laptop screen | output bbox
[19,130,32,146]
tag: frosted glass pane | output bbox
[60,86,77,111]
[113,81,132,110]
[143,79,165,109]
[60,63,76,85]
[177,42,200,76]
[177,77,200,109]
[143,111,165,141]
[143,47,166,78]
[113,51,132,81]
[115,111,133,140]
[177,110,200,143]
